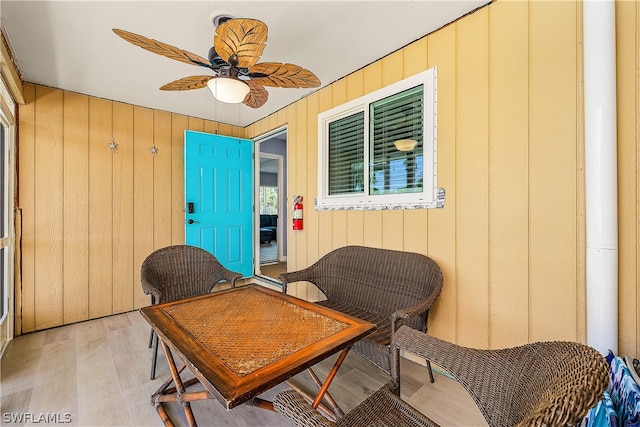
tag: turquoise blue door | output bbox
[185,131,253,277]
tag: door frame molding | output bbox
[258,152,284,253]
[253,126,287,278]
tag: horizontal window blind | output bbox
[370,85,423,195]
[328,111,365,195]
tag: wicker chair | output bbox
[274,325,609,427]
[279,245,443,380]
[140,245,242,380]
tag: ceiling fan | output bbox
[113,18,321,108]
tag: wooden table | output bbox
[140,284,376,427]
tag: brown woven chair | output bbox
[274,382,438,427]
[274,325,609,427]
[279,245,443,380]
[141,244,242,379]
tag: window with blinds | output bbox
[370,86,423,195]
[328,111,364,195]
[317,67,439,210]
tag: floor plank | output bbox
[1,310,487,426]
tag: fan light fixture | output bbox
[393,139,418,152]
[113,18,320,109]
[207,77,250,104]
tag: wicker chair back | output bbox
[141,245,241,304]
[392,326,610,427]
[140,244,242,379]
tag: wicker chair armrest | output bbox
[278,267,316,293]
[219,268,242,287]
[273,390,334,427]
[390,295,438,332]
[393,325,464,362]
[140,277,162,301]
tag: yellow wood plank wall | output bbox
[15,0,640,354]
[247,0,640,351]
[616,0,640,357]
[17,84,243,333]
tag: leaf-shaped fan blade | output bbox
[214,19,267,69]
[243,80,269,108]
[248,63,320,88]
[160,75,214,91]
[113,29,212,69]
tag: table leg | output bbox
[307,367,344,419]
[312,347,348,419]
[283,380,337,422]
[156,340,197,427]
[284,347,350,421]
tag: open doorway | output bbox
[255,128,287,281]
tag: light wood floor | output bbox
[259,262,287,281]
[1,309,487,426]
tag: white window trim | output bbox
[316,67,444,211]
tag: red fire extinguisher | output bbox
[293,196,303,230]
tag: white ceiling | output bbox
[0,1,488,128]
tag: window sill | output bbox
[315,187,446,211]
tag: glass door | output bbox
[0,77,16,354]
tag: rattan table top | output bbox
[140,284,375,410]
[163,286,350,376]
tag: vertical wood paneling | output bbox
[112,102,134,313]
[634,1,640,359]
[18,84,36,332]
[22,0,640,352]
[88,97,113,318]
[575,0,587,348]
[305,92,321,269]
[244,0,638,350]
[171,114,188,244]
[381,52,406,251]
[287,104,299,274]
[616,0,639,356]
[34,86,64,329]
[403,38,430,255]
[17,86,245,331]
[204,120,218,135]
[529,1,578,341]
[362,62,384,249]
[153,110,172,249]
[425,25,458,342]
[331,80,348,249]
[316,89,334,259]
[487,0,530,347]
[132,106,154,309]
[345,71,365,246]
[294,101,309,268]
[188,117,204,133]
[63,92,89,323]
[455,8,490,347]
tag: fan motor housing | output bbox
[211,13,235,28]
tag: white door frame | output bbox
[258,152,284,254]
[253,126,287,278]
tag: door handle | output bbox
[187,219,200,224]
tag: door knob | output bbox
[187,219,199,224]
